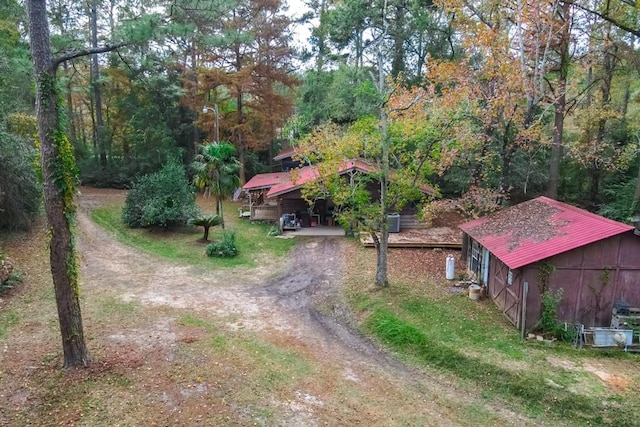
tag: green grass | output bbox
[178,314,312,390]
[354,288,640,426]
[95,296,141,322]
[0,309,19,339]
[179,314,211,329]
[366,309,592,417]
[90,200,296,269]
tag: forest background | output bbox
[2,0,640,232]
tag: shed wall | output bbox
[480,231,640,330]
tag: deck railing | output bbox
[250,205,280,221]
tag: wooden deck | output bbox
[360,227,462,248]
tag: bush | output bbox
[206,232,238,258]
[0,254,22,294]
[122,158,200,228]
[268,225,281,236]
[535,289,576,342]
[0,131,41,230]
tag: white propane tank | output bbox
[446,254,455,280]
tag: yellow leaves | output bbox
[5,113,37,140]
[565,137,638,172]
[295,118,383,168]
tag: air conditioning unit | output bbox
[387,213,400,233]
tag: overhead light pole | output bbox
[202,104,219,143]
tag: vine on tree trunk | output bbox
[42,74,79,216]
[41,73,80,295]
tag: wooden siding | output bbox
[488,255,522,328]
[472,231,640,331]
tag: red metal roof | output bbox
[266,165,320,197]
[267,160,373,197]
[244,159,438,198]
[242,172,290,190]
[266,159,437,198]
[459,196,634,269]
[273,147,298,161]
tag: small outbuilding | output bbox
[459,196,640,332]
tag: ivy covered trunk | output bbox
[27,0,90,368]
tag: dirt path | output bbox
[78,192,417,364]
[0,189,535,426]
[77,191,374,355]
[71,190,476,425]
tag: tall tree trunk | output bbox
[497,118,515,204]
[27,0,90,368]
[235,41,246,184]
[191,39,199,155]
[316,0,327,71]
[590,23,616,207]
[78,102,88,150]
[374,33,389,287]
[547,1,571,200]
[355,30,363,69]
[471,126,492,186]
[390,1,406,79]
[91,4,107,168]
[218,199,225,231]
[634,158,640,212]
[548,96,565,200]
[63,61,77,142]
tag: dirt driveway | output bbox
[0,189,531,426]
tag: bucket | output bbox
[469,284,481,301]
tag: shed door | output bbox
[489,256,522,327]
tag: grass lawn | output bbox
[343,244,640,427]
[90,198,296,269]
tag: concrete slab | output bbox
[282,226,346,237]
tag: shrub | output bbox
[535,289,576,342]
[0,131,41,230]
[206,232,238,258]
[122,158,200,228]
[1,272,23,295]
[0,254,22,294]
[268,225,281,236]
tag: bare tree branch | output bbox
[566,0,640,38]
[388,94,423,113]
[463,0,494,28]
[53,42,127,70]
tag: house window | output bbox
[470,240,481,274]
[507,269,513,286]
[481,248,490,285]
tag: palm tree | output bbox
[190,214,223,242]
[192,142,240,230]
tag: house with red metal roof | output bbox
[242,159,437,227]
[459,196,640,332]
[273,146,302,171]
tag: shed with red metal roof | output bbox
[459,197,640,332]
